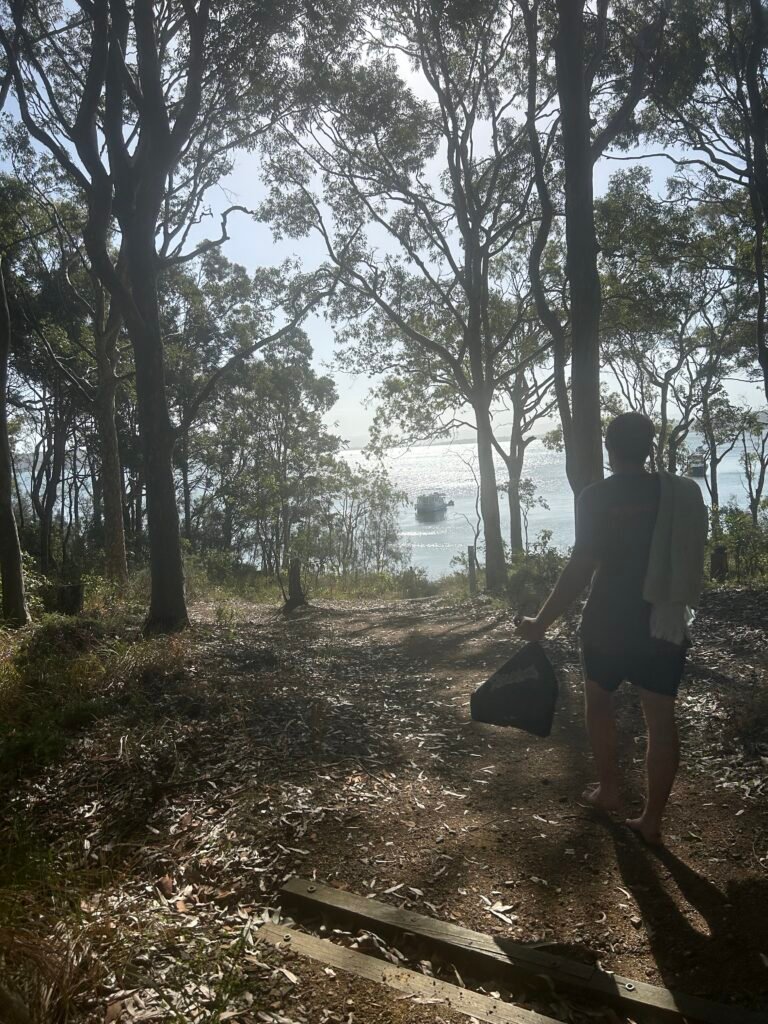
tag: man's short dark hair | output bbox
[605,412,655,464]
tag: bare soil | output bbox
[2,589,767,1023]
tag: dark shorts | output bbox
[581,641,688,698]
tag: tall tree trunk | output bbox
[124,243,188,633]
[124,233,189,630]
[0,260,29,626]
[555,1,604,496]
[474,402,506,591]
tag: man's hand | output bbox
[516,616,547,643]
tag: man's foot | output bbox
[581,785,622,816]
[625,815,663,846]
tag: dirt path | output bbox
[2,591,767,1023]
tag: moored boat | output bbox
[416,491,454,516]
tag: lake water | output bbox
[342,439,749,579]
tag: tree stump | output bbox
[710,544,728,582]
[56,583,84,615]
[283,558,307,613]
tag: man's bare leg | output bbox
[583,679,622,814]
[626,688,679,845]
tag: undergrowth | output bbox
[0,614,187,779]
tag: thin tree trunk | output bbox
[179,429,192,544]
[60,457,68,567]
[0,260,29,626]
[96,380,128,582]
[223,504,233,551]
[667,441,679,475]
[555,1,604,496]
[708,440,720,537]
[95,305,128,583]
[507,475,524,555]
[134,470,144,549]
[658,376,671,469]
[701,391,721,538]
[90,447,103,530]
[474,402,506,591]
[10,446,23,531]
[744,0,768,398]
[751,191,768,402]
[39,411,66,576]
[506,397,526,556]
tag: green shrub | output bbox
[81,569,150,619]
[20,552,47,616]
[0,616,109,772]
[506,531,567,614]
[0,614,187,776]
[711,502,768,583]
[182,551,278,605]
[394,566,437,598]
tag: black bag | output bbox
[470,642,559,737]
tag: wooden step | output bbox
[281,876,764,1024]
[256,923,560,1024]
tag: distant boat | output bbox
[416,491,454,518]
[685,456,707,478]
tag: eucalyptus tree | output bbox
[0,180,31,625]
[358,260,555,555]
[519,0,671,496]
[741,410,768,525]
[495,355,556,553]
[192,338,339,569]
[598,168,752,472]
[161,251,314,545]
[0,0,349,631]
[649,0,768,399]
[262,1,544,590]
[1,205,98,576]
[1,158,131,583]
[306,464,407,578]
[697,395,746,532]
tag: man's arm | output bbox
[516,548,597,642]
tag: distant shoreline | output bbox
[343,434,487,454]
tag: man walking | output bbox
[517,413,707,844]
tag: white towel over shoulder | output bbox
[643,471,708,645]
